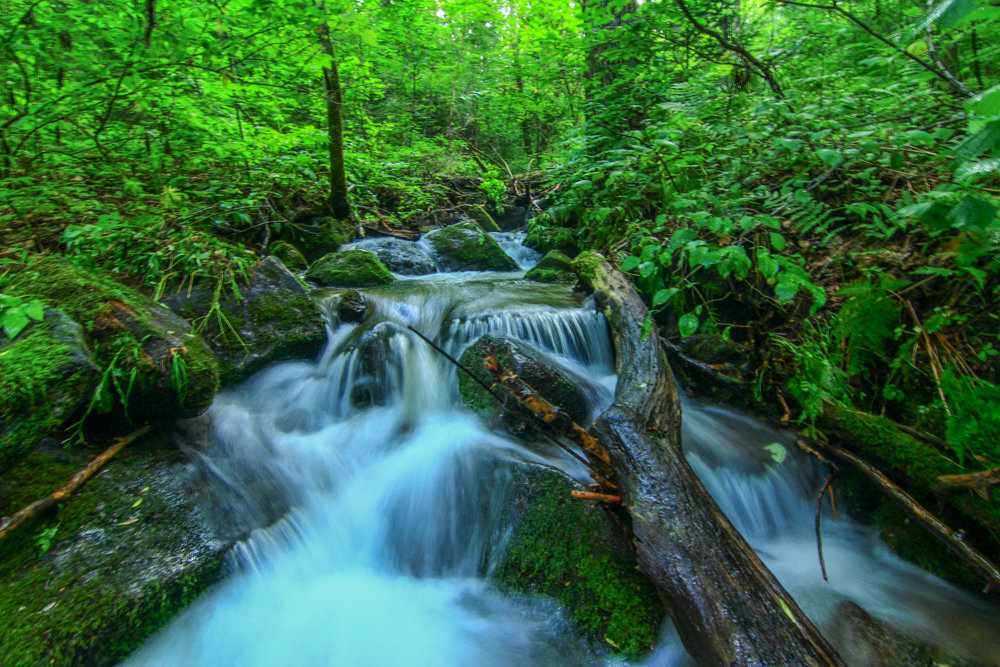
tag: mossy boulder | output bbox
[5,257,219,427]
[267,241,308,273]
[305,249,395,288]
[0,432,227,667]
[423,222,519,272]
[163,256,327,386]
[524,225,579,257]
[524,250,576,283]
[492,465,664,659]
[275,214,355,262]
[0,309,99,473]
[458,335,590,438]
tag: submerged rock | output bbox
[0,432,227,667]
[492,465,664,659]
[346,238,437,275]
[0,309,99,473]
[164,256,327,386]
[524,250,577,283]
[458,334,590,438]
[267,240,308,273]
[825,600,965,666]
[335,289,373,323]
[423,222,519,272]
[306,249,395,287]
[5,256,219,427]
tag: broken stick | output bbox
[0,425,152,543]
[796,438,1000,593]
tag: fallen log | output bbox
[936,466,1000,501]
[573,251,844,666]
[797,437,1000,593]
[0,425,151,543]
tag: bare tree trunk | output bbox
[317,20,351,220]
[574,252,844,665]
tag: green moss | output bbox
[5,257,218,422]
[0,312,98,472]
[0,438,225,667]
[305,249,395,287]
[268,241,308,273]
[425,222,519,272]
[823,403,1000,587]
[470,206,502,232]
[493,467,663,659]
[524,250,576,283]
[571,251,607,287]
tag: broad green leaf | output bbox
[25,300,45,321]
[955,158,1000,183]
[774,280,799,304]
[816,148,844,167]
[769,232,787,251]
[620,255,640,271]
[652,287,679,308]
[764,442,787,464]
[677,313,699,338]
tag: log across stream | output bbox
[123,244,1000,666]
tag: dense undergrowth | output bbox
[530,0,1000,473]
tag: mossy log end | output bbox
[573,251,844,666]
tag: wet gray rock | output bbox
[458,335,590,439]
[335,290,373,323]
[423,222,519,272]
[347,238,437,275]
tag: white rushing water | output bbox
[125,261,1000,666]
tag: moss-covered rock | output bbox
[458,335,590,436]
[268,241,308,273]
[5,257,219,426]
[423,222,519,272]
[470,207,502,232]
[524,250,576,283]
[569,250,606,287]
[164,256,327,386]
[0,432,227,667]
[492,465,664,659]
[275,214,356,262]
[305,249,395,288]
[0,309,99,473]
[525,225,579,257]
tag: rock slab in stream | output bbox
[164,256,327,386]
[0,433,227,667]
[423,222,519,272]
[458,334,590,438]
[306,249,396,287]
[0,309,99,473]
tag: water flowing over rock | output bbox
[344,237,438,275]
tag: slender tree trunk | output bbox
[317,21,351,220]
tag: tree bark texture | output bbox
[317,22,351,220]
[574,251,844,666]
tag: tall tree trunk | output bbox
[575,252,845,666]
[317,21,351,220]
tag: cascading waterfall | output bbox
[125,260,1000,666]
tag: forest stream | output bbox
[121,236,1000,666]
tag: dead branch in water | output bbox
[795,438,1000,594]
